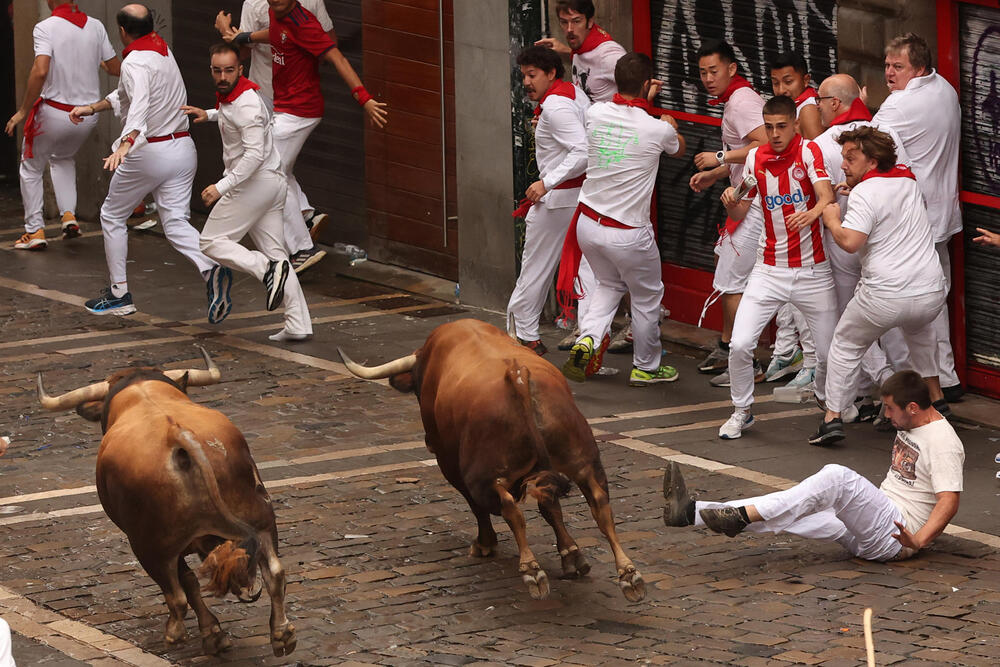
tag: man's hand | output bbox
[215,10,234,36]
[973,227,1000,248]
[201,184,222,207]
[103,142,130,171]
[4,110,25,137]
[719,186,739,209]
[834,181,852,197]
[647,78,664,102]
[689,170,718,193]
[785,209,820,232]
[69,105,94,125]
[694,151,722,171]
[534,37,571,56]
[661,113,678,130]
[822,202,842,227]
[181,105,209,123]
[364,99,389,128]
[891,520,923,550]
[525,180,547,203]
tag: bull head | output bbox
[337,348,417,393]
[37,345,222,418]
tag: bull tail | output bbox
[503,362,571,503]
[166,418,261,600]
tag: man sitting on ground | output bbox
[664,370,964,562]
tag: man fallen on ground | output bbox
[664,370,964,562]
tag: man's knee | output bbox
[819,463,854,482]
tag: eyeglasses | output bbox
[815,95,837,102]
[210,66,239,75]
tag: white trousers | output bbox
[100,137,215,286]
[272,112,321,255]
[576,255,595,326]
[19,104,97,232]
[576,213,663,370]
[825,286,946,413]
[199,171,312,335]
[729,263,838,408]
[695,464,906,561]
[773,304,817,369]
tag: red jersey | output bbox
[270,2,336,118]
[746,135,830,267]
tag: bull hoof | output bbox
[271,623,297,657]
[164,621,186,646]
[469,541,495,558]
[559,546,591,579]
[519,561,550,600]
[201,626,231,656]
[618,567,646,602]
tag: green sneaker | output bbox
[629,365,680,386]
[561,335,594,383]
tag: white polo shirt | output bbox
[34,14,115,105]
[206,83,283,196]
[239,0,333,102]
[721,86,765,187]
[814,120,911,208]
[110,43,190,151]
[842,172,945,297]
[572,40,626,102]
[872,70,962,243]
[578,102,679,227]
[534,85,590,209]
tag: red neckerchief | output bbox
[830,97,873,126]
[51,3,87,28]
[859,164,917,183]
[123,32,168,58]
[610,93,671,118]
[794,87,818,105]
[708,74,754,106]
[756,134,804,176]
[572,23,614,55]
[532,79,576,117]
[216,76,261,108]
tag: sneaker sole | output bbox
[308,214,330,242]
[14,241,47,250]
[763,362,803,382]
[62,224,81,240]
[808,431,845,446]
[629,375,680,387]
[266,261,290,311]
[207,268,233,324]
[561,344,592,383]
[86,303,137,316]
[293,250,327,274]
[697,362,728,374]
[719,415,754,440]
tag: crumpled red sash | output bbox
[216,76,261,108]
[859,164,916,182]
[708,75,754,106]
[830,97,873,126]
[22,97,44,159]
[51,3,87,28]
[123,31,168,58]
[572,24,614,55]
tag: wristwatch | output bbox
[715,149,727,165]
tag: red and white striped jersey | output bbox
[746,137,830,267]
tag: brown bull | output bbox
[340,319,645,601]
[37,347,295,657]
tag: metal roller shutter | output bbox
[648,0,837,271]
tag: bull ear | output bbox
[75,401,103,422]
[389,372,415,393]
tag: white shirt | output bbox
[206,86,283,196]
[34,15,115,105]
[239,0,334,102]
[872,70,962,242]
[814,120,911,208]
[842,173,946,297]
[880,418,964,534]
[721,86,765,187]
[108,46,190,152]
[572,40,626,102]
[534,85,590,209]
[579,102,680,227]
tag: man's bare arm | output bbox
[893,491,960,550]
[5,55,50,136]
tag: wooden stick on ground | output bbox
[864,607,876,667]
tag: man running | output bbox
[182,43,313,342]
[5,0,119,250]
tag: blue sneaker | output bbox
[85,287,136,316]
[206,265,233,324]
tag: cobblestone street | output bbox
[3,190,1000,666]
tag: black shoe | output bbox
[932,398,953,419]
[518,338,547,356]
[206,265,233,324]
[699,507,748,537]
[264,260,290,311]
[942,384,964,403]
[873,403,895,432]
[290,247,327,274]
[857,400,879,423]
[698,342,729,374]
[662,461,694,527]
[305,212,330,242]
[808,418,845,446]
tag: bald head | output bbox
[817,74,862,128]
[117,3,154,42]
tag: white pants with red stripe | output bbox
[576,212,663,371]
[19,104,97,232]
[825,286,946,414]
[199,170,312,336]
[506,200,593,341]
[729,262,838,409]
[695,464,906,562]
[272,112,321,256]
[773,304,816,369]
[99,137,215,287]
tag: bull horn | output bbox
[163,345,221,386]
[37,373,109,411]
[337,348,416,380]
[507,312,517,340]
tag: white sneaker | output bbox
[719,409,754,440]
[784,367,815,388]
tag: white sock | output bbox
[268,329,310,342]
[111,283,128,298]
